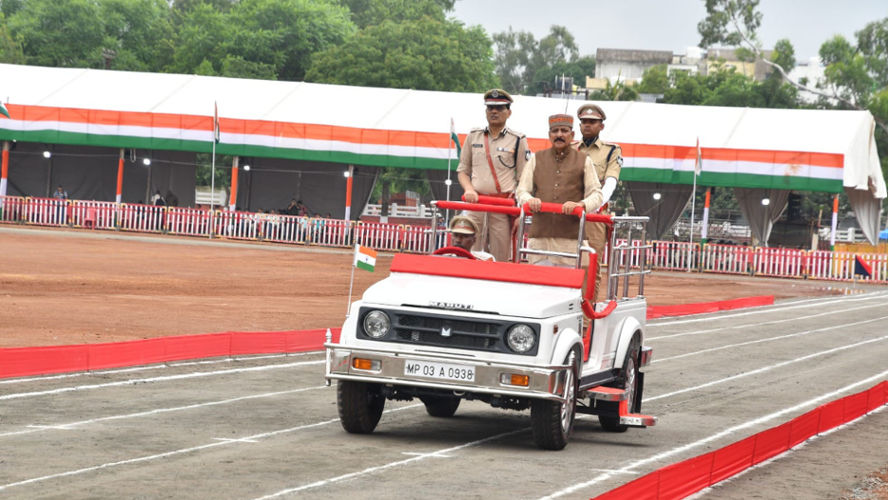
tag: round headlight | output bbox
[506,324,536,353]
[363,310,391,339]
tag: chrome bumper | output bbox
[325,343,571,402]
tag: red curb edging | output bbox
[0,328,341,379]
[647,295,775,319]
[0,294,776,380]
[591,380,888,500]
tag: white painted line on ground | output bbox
[0,351,320,385]
[647,291,888,328]
[653,315,888,363]
[540,367,888,499]
[0,386,327,439]
[252,427,529,499]
[0,360,324,401]
[648,300,885,341]
[0,404,422,493]
[648,333,888,401]
[212,437,259,444]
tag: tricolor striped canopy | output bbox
[0,62,883,198]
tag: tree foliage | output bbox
[306,16,494,92]
[492,25,590,96]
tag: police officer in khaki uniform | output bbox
[576,104,622,280]
[456,89,531,262]
[516,114,602,267]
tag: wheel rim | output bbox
[560,359,576,432]
[624,355,637,410]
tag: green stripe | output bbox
[620,167,843,193]
[0,128,846,192]
[355,261,375,272]
[0,129,452,170]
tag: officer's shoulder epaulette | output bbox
[503,127,526,139]
[469,127,486,134]
[601,140,621,149]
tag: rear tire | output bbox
[599,338,641,433]
[337,380,385,434]
[420,395,461,418]
[531,350,579,450]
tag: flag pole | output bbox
[210,101,218,239]
[347,243,357,318]
[688,137,701,272]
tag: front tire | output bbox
[337,380,385,433]
[420,395,461,417]
[599,338,641,433]
[531,350,579,450]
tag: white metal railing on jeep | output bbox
[430,196,651,305]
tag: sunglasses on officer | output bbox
[486,105,509,112]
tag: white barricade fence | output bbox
[166,207,211,237]
[216,210,260,240]
[753,247,807,278]
[699,243,754,275]
[0,195,26,223]
[647,240,697,271]
[25,197,68,226]
[305,217,351,247]
[807,251,888,283]
[118,203,166,233]
[401,224,434,254]
[69,200,117,230]
[354,221,402,252]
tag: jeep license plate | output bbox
[404,360,475,382]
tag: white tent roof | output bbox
[0,62,883,199]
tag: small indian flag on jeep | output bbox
[354,244,377,272]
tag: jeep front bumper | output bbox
[325,343,572,403]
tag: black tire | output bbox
[531,350,579,450]
[599,337,641,433]
[420,395,461,418]
[337,380,385,434]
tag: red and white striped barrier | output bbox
[69,200,117,230]
[354,221,402,251]
[0,195,26,223]
[23,197,69,227]
[166,207,211,237]
[648,240,697,271]
[752,246,807,278]
[2,194,886,284]
[699,243,754,275]
[118,203,166,233]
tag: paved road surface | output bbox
[1,291,887,499]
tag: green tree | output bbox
[698,0,887,136]
[228,0,354,81]
[99,0,174,71]
[492,25,584,96]
[339,0,447,28]
[306,17,495,92]
[5,0,106,68]
[636,64,669,95]
[0,13,25,64]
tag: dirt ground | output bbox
[1,224,887,498]
[0,225,870,349]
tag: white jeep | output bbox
[325,199,655,450]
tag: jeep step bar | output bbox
[585,386,658,427]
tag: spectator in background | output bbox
[152,190,166,206]
[52,185,68,224]
[53,185,68,200]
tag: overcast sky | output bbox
[451,0,887,63]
